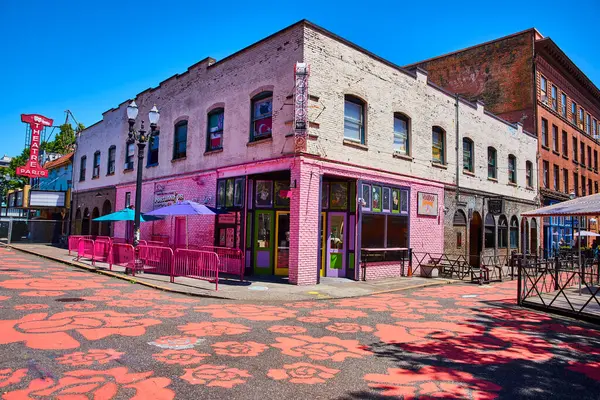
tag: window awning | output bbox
[522,193,600,217]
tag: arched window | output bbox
[453,210,467,226]
[463,137,474,172]
[173,120,188,160]
[344,95,365,144]
[79,156,86,182]
[101,200,112,236]
[91,208,100,236]
[251,91,273,141]
[526,161,533,188]
[510,216,519,249]
[393,113,410,156]
[488,147,497,179]
[484,213,496,248]
[92,151,101,178]
[107,146,116,175]
[498,215,508,248]
[207,108,224,151]
[530,218,538,255]
[508,154,516,184]
[432,126,445,164]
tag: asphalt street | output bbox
[0,246,598,399]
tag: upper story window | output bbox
[432,126,445,164]
[92,151,100,178]
[463,137,474,173]
[79,156,86,182]
[393,113,409,155]
[563,169,569,194]
[574,172,579,196]
[579,108,585,129]
[540,75,547,102]
[543,160,549,188]
[251,92,273,141]
[573,136,578,161]
[552,124,558,152]
[344,95,365,144]
[561,93,567,118]
[582,174,586,196]
[562,131,568,157]
[551,85,557,111]
[541,118,548,147]
[125,143,135,170]
[594,119,598,137]
[484,213,496,248]
[553,164,559,191]
[581,141,586,166]
[207,108,224,151]
[526,161,533,188]
[147,131,159,166]
[107,146,116,175]
[508,155,517,184]
[173,121,187,160]
[588,146,592,169]
[487,147,497,179]
[572,102,577,124]
[594,150,598,171]
[586,113,591,134]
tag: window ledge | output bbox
[204,148,223,156]
[171,157,187,163]
[508,182,517,187]
[552,150,560,156]
[343,139,368,151]
[463,170,475,177]
[146,164,159,168]
[92,176,99,180]
[123,168,134,173]
[393,153,413,161]
[106,172,115,177]
[588,167,594,172]
[247,137,273,147]
[488,177,498,183]
[431,162,448,169]
[79,179,85,182]
[526,186,534,191]
[541,145,550,151]
[562,155,569,160]
[573,160,579,165]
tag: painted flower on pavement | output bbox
[56,349,124,366]
[0,296,11,301]
[149,336,204,350]
[193,304,297,321]
[0,368,27,388]
[364,366,501,399]
[374,321,481,345]
[64,303,97,310]
[297,316,330,324]
[93,289,123,297]
[268,325,307,334]
[567,361,600,381]
[14,304,49,311]
[122,291,169,301]
[180,364,250,388]
[147,310,185,318]
[272,335,371,361]
[284,301,328,309]
[21,291,65,297]
[212,341,268,357]
[326,323,374,334]
[82,295,113,302]
[389,311,425,320]
[334,295,413,312]
[178,321,250,337]
[0,278,103,291]
[0,311,161,350]
[268,362,340,384]
[106,299,156,308]
[153,304,189,311]
[3,367,174,400]
[310,309,367,319]
[153,349,210,365]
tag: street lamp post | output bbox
[126,101,160,247]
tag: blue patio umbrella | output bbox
[92,207,162,222]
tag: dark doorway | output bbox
[82,208,90,235]
[74,209,82,235]
[530,218,537,256]
[101,200,112,236]
[469,211,482,267]
[521,218,530,254]
[91,208,100,236]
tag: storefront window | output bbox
[510,216,519,249]
[498,215,508,248]
[257,213,271,249]
[484,213,496,248]
[361,214,386,248]
[386,215,409,248]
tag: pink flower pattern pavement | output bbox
[0,246,598,398]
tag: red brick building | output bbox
[407,29,600,256]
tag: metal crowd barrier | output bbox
[200,245,244,281]
[173,249,220,290]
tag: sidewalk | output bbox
[4,243,461,302]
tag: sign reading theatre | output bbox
[17,114,53,178]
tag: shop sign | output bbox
[294,62,309,152]
[488,198,504,215]
[17,114,53,178]
[417,192,438,216]
[154,191,184,209]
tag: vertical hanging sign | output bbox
[293,62,309,152]
[17,114,53,178]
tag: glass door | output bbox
[326,212,346,277]
[254,210,274,275]
[274,211,290,276]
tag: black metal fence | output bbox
[0,218,68,246]
[410,252,515,283]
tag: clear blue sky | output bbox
[1,0,598,157]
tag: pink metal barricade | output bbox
[109,243,135,272]
[200,246,244,281]
[68,236,83,255]
[94,239,112,263]
[136,245,174,280]
[173,249,220,290]
[146,240,165,247]
[77,239,96,265]
[112,237,128,244]
[95,236,112,242]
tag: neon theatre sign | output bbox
[16,114,53,178]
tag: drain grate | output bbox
[55,298,85,303]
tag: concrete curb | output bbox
[3,244,463,302]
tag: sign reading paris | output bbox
[16,114,53,178]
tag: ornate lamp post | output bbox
[126,101,160,246]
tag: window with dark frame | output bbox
[552,125,558,152]
[553,164,559,191]
[92,151,100,178]
[463,138,474,172]
[251,92,273,141]
[579,108,584,129]
[484,213,495,248]
[432,126,445,164]
[582,175,586,196]
[498,215,508,249]
[125,192,131,208]
[125,143,134,170]
[393,113,409,155]
[510,216,519,249]
[173,121,187,160]
[563,169,569,194]
[594,119,598,137]
[541,118,548,147]
[589,178,592,196]
[595,150,598,171]
[588,146,592,170]
[344,95,365,143]
[574,172,579,196]
[488,147,497,179]
[561,93,567,118]
[586,114,591,134]
[572,102,577,124]
[573,136,578,161]
[551,85,557,111]
[79,156,86,181]
[207,109,224,151]
[147,131,159,166]
[508,155,516,184]
[542,161,549,188]
[107,146,116,175]
[562,131,568,156]
[526,161,533,188]
[581,142,586,166]
[595,181,598,194]
[540,75,547,102]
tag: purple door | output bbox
[326,213,346,277]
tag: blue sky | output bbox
[1,0,598,157]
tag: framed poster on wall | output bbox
[330,182,348,210]
[234,178,244,207]
[255,180,273,208]
[361,184,371,211]
[372,186,382,212]
[391,189,400,213]
[382,187,391,212]
[417,192,438,216]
